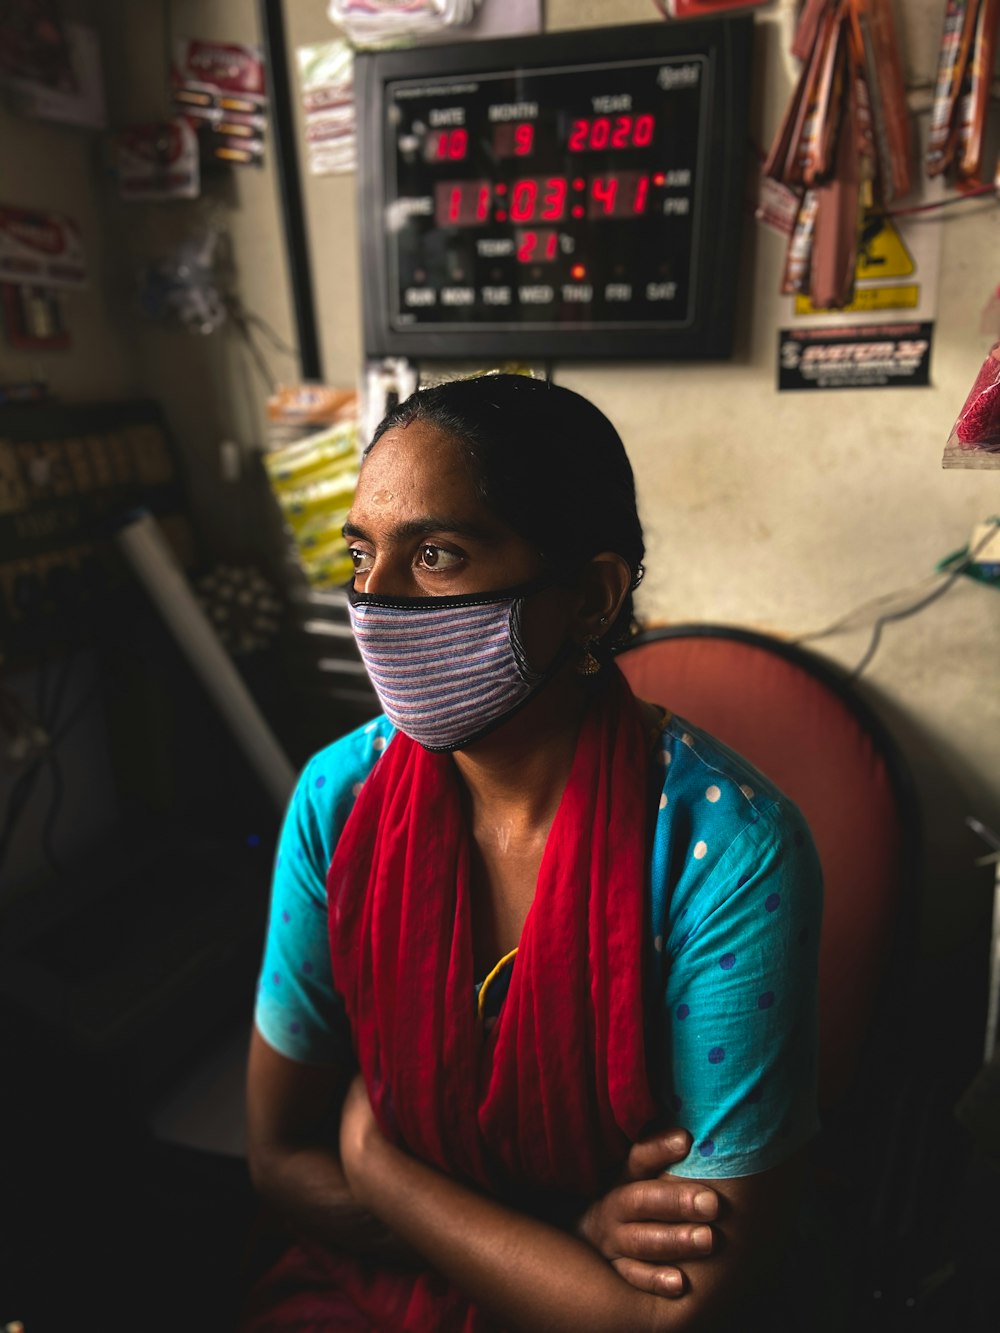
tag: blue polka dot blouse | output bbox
[255,709,823,1180]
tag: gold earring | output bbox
[576,637,602,676]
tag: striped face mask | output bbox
[347,580,558,752]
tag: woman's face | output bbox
[344,419,545,598]
[344,419,575,672]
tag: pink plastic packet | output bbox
[950,342,1000,452]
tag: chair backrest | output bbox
[616,624,919,1112]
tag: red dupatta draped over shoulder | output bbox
[245,669,660,1332]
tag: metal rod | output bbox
[257,0,323,381]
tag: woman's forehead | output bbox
[361,420,470,487]
[354,420,495,525]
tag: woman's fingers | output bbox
[625,1128,692,1179]
[611,1257,687,1298]
[616,1220,714,1263]
[621,1176,720,1223]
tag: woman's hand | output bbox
[338,1072,385,1205]
[577,1128,720,1298]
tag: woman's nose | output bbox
[358,554,406,598]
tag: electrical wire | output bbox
[0,759,44,879]
[882,183,998,220]
[41,750,65,878]
[223,295,299,396]
[793,569,949,645]
[847,521,1000,680]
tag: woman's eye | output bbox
[349,547,374,573]
[419,545,462,570]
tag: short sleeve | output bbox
[254,718,395,1065]
[648,719,824,1178]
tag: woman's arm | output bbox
[247,1029,737,1290]
[340,1073,804,1333]
[246,1027,412,1261]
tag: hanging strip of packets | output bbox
[763,0,914,310]
[926,0,999,186]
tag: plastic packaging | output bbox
[948,342,1000,453]
[263,409,360,589]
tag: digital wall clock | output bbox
[356,19,753,360]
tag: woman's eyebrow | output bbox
[342,516,500,543]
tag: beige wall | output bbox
[37,0,996,947]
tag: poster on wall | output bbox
[297,39,355,176]
[113,120,200,201]
[0,0,75,92]
[0,206,87,289]
[0,20,106,128]
[778,321,933,391]
[171,38,267,167]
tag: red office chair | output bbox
[617,623,923,1325]
[616,622,920,1115]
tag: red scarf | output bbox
[245,670,659,1332]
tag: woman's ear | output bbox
[573,552,632,642]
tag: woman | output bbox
[245,374,823,1331]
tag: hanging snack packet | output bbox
[947,342,1000,456]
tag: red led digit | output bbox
[437,181,492,226]
[590,117,610,150]
[611,116,632,149]
[517,230,537,262]
[568,119,588,152]
[436,133,449,161]
[510,179,538,221]
[514,123,534,156]
[632,175,650,214]
[633,114,654,147]
[590,176,618,215]
[545,231,558,260]
[541,177,567,220]
[449,128,468,160]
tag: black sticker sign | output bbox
[778,322,933,391]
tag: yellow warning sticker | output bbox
[795,284,920,316]
[855,216,916,281]
[796,214,921,315]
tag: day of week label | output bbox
[646,282,677,301]
[519,285,554,304]
[404,287,437,307]
[605,283,633,302]
[562,284,593,302]
[482,286,511,305]
[441,287,475,305]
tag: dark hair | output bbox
[368,374,645,649]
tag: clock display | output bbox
[386,52,705,332]
[357,18,753,358]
